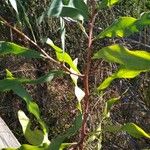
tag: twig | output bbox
[0,16,84,78]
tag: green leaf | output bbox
[60,18,66,51]
[68,0,89,19]
[46,39,79,73]
[98,17,138,38]
[59,143,76,150]
[47,0,88,21]
[98,12,150,38]
[0,41,43,58]
[49,113,82,150]
[99,0,120,9]
[18,144,49,150]
[47,0,63,17]
[98,67,141,90]
[0,70,61,140]
[104,97,120,117]
[93,44,150,71]
[136,12,150,27]
[122,123,150,138]
[6,69,14,78]
[18,110,44,146]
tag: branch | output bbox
[0,16,84,78]
[71,1,98,149]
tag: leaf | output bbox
[60,18,66,51]
[104,97,120,117]
[70,58,78,85]
[8,0,18,13]
[75,86,85,102]
[59,143,76,150]
[49,113,82,150]
[98,12,150,38]
[0,41,43,58]
[18,144,49,150]
[68,0,89,19]
[46,38,79,73]
[99,0,120,9]
[0,70,61,141]
[122,123,150,138]
[93,44,150,71]
[6,69,14,78]
[98,67,141,90]
[18,110,44,146]
[98,17,138,38]
[47,0,88,21]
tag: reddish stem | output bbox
[71,2,98,150]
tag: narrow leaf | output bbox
[98,12,150,38]
[104,97,120,117]
[49,113,82,150]
[0,41,43,58]
[46,38,79,73]
[122,123,150,138]
[98,67,141,90]
[98,17,137,38]
[8,0,18,13]
[18,110,44,146]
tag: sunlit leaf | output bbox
[98,12,150,38]
[98,67,141,90]
[75,86,85,102]
[0,42,43,58]
[93,44,150,71]
[59,143,76,150]
[18,144,49,150]
[70,58,78,85]
[49,113,82,150]
[46,38,79,73]
[99,0,120,9]
[6,69,14,78]
[122,123,150,138]
[8,0,18,13]
[18,110,44,146]
[98,17,137,38]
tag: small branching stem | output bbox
[0,16,84,78]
